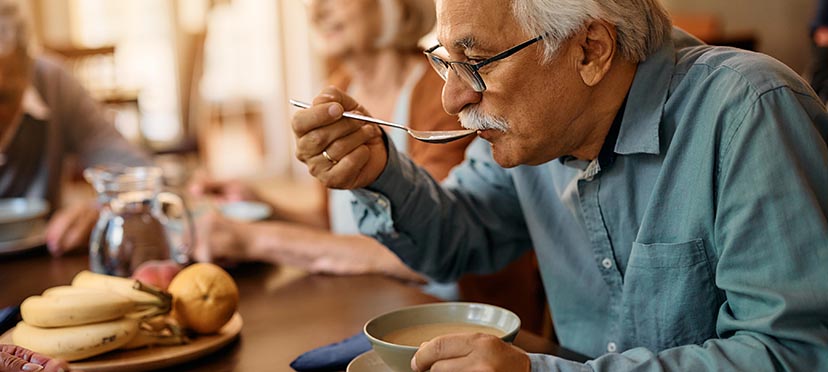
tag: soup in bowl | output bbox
[364,302,520,372]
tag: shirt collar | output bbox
[21,86,51,121]
[598,95,626,166]
[560,96,626,174]
[612,35,677,156]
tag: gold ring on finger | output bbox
[322,149,338,165]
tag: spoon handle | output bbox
[289,99,409,132]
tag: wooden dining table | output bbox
[0,247,587,371]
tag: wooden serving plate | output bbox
[0,312,242,372]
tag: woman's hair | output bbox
[376,0,436,50]
[0,0,29,57]
[511,0,672,63]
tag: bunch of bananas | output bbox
[12,271,185,361]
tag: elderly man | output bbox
[0,1,150,256]
[291,0,828,370]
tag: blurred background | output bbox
[14,0,817,185]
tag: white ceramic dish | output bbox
[347,350,393,372]
[219,201,272,222]
[0,198,49,243]
[364,302,520,372]
[0,198,49,223]
[0,227,46,255]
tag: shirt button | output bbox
[607,342,617,353]
[601,258,613,269]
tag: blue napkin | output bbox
[290,332,371,372]
[0,306,20,334]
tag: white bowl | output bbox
[0,198,50,242]
[219,201,272,222]
[364,302,520,372]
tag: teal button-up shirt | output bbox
[353,30,828,371]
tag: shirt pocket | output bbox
[621,239,721,350]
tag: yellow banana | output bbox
[20,290,136,328]
[71,270,167,305]
[12,318,139,361]
[41,285,114,297]
[119,329,187,350]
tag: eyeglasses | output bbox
[424,35,544,93]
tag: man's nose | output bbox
[441,71,482,116]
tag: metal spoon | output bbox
[289,99,476,144]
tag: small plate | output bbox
[219,201,272,222]
[0,198,49,224]
[347,350,394,372]
[0,223,46,255]
[0,198,49,243]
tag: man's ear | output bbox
[577,20,617,87]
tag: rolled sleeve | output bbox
[351,137,407,237]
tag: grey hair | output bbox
[511,0,672,63]
[0,0,29,58]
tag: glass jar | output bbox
[84,165,192,277]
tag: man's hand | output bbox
[0,344,70,372]
[411,333,531,372]
[45,202,99,257]
[292,88,386,190]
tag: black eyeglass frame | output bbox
[424,35,545,92]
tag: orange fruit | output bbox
[167,263,239,334]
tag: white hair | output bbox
[459,104,510,132]
[511,0,671,63]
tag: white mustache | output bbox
[458,106,509,132]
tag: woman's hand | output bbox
[192,211,250,265]
[0,344,71,372]
[45,201,99,257]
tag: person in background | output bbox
[811,0,828,102]
[291,0,828,369]
[0,0,150,256]
[0,344,70,372]
[191,0,469,284]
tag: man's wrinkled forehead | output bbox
[435,0,516,49]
